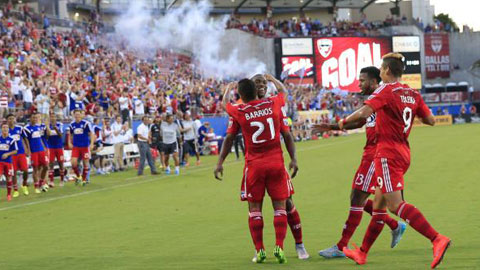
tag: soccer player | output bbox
[250,74,309,259]
[7,114,29,196]
[46,113,65,187]
[0,122,18,201]
[161,114,181,175]
[181,112,200,167]
[215,79,296,264]
[68,109,95,186]
[23,113,50,193]
[340,53,451,269]
[316,67,406,258]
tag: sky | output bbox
[429,0,479,31]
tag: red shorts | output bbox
[31,151,49,167]
[352,158,376,194]
[0,162,14,177]
[72,147,90,160]
[240,161,292,202]
[374,157,410,193]
[12,154,28,172]
[49,148,65,163]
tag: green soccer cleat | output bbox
[273,246,287,264]
[252,249,267,263]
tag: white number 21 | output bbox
[403,107,412,133]
[251,117,275,144]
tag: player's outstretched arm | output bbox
[214,133,235,181]
[312,119,366,133]
[421,114,435,126]
[281,130,298,179]
[339,105,374,130]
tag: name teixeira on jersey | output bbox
[244,108,273,120]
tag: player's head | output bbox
[166,113,174,124]
[142,115,150,124]
[359,66,381,95]
[250,74,267,98]
[380,53,404,81]
[1,122,8,136]
[50,113,57,123]
[237,78,257,103]
[74,109,83,122]
[6,114,15,126]
[116,115,122,123]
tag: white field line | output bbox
[0,136,361,212]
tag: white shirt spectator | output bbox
[122,128,133,144]
[182,120,197,141]
[35,93,50,114]
[133,96,144,116]
[22,86,33,103]
[136,123,149,142]
[102,127,113,145]
[194,119,202,137]
[119,96,129,110]
[111,121,124,144]
[161,122,180,144]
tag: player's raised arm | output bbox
[281,130,298,178]
[264,74,287,102]
[214,133,235,181]
[313,119,366,133]
[221,82,237,110]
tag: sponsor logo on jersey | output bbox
[0,144,9,150]
[74,128,84,135]
[32,131,41,138]
[11,134,20,141]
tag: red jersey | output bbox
[364,82,431,164]
[226,94,286,162]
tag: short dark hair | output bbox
[360,66,381,84]
[382,53,404,78]
[237,78,256,101]
[6,114,15,119]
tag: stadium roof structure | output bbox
[168,0,381,11]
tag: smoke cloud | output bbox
[113,0,266,78]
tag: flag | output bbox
[295,66,306,79]
[280,68,289,80]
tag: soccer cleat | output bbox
[12,191,20,198]
[273,246,287,264]
[35,188,41,194]
[343,244,367,265]
[175,168,180,175]
[74,176,81,185]
[41,184,49,192]
[49,181,55,188]
[165,167,171,175]
[318,245,346,258]
[22,186,29,195]
[252,249,267,263]
[7,195,12,201]
[81,181,87,187]
[391,221,407,248]
[295,243,310,259]
[431,234,451,269]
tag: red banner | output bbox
[280,56,314,78]
[425,33,450,79]
[314,37,391,92]
[441,92,464,103]
[422,93,440,103]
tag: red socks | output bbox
[361,209,387,253]
[73,166,80,177]
[273,209,288,248]
[364,199,399,230]
[6,180,12,196]
[287,207,303,244]
[248,212,264,252]
[82,167,88,181]
[396,202,438,241]
[337,205,364,250]
[59,169,65,182]
[48,170,54,183]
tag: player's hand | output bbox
[312,123,331,133]
[214,164,223,181]
[1,154,7,160]
[289,159,298,179]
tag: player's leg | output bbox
[183,141,190,167]
[248,201,266,263]
[71,155,81,184]
[58,150,65,186]
[81,149,90,185]
[11,156,20,197]
[6,164,14,200]
[384,191,451,269]
[40,162,49,192]
[271,199,288,263]
[173,143,180,175]
[48,149,55,187]
[164,150,171,174]
[285,197,309,259]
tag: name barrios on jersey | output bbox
[245,108,273,120]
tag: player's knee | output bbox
[285,197,294,211]
[386,200,402,214]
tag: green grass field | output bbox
[0,124,479,270]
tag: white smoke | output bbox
[113,0,266,78]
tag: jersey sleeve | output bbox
[416,95,432,119]
[364,85,390,112]
[225,103,237,118]
[226,117,240,135]
[67,123,73,134]
[10,139,18,152]
[85,122,93,134]
[22,127,30,138]
[269,92,286,107]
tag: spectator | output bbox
[136,116,158,176]
[118,89,130,123]
[35,88,50,118]
[111,116,125,171]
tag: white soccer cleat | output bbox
[318,245,346,258]
[295,243,310,259]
